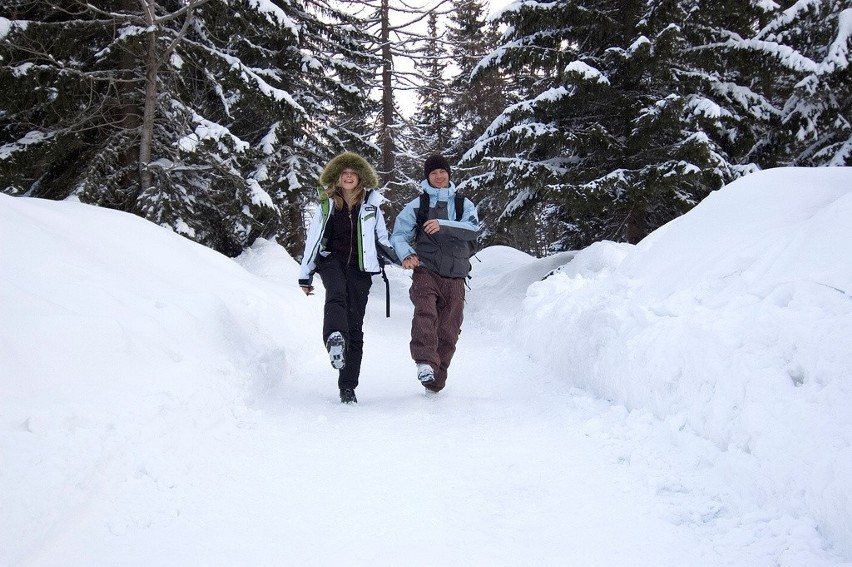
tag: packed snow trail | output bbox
[14,266,842,567]
[2,186,850,566]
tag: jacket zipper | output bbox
[347,204,354,267]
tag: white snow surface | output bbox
[2,167,852,566]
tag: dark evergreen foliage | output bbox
[0,0,377,257]
[1,0,848,260]
[452,0,848,254]
[444,0,506,245]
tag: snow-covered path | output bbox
[3,178,851,566]
[237,274,840,567]
[15,272,839,567]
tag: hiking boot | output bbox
[416,362,435,385]
[325,332,346,369]
[340,388,357,404]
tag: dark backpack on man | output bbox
[415,193,466,225]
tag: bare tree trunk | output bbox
[137,0,204,195]
[286,191,306,260]
[626,202,646,244]
[109,0,144,208]
[139,0,158,194]
[380,0,395,189]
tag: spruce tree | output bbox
[751,0,851,166]
[445,0,505,161]
[444,0,506,244]
[0,0,377,257]
[464,0,773,252]
[411,13,451,156]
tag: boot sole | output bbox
[326,333,346,370]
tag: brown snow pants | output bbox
[409,267,466,392]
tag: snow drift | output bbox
[493,167,852,557]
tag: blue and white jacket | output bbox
[390,180,479,279]
[298,189,392,287]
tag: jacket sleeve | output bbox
[390,200,418,261]
[298,203,326,286]
[439,197,479,241]
[374,203,401,265]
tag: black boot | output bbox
[340,388,357,404]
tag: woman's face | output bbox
[339,168,360,192]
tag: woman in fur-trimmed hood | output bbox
[298,152,394,405]
[319,152,379,212]
[319,151,379,190]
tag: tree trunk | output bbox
[625,202,646,244]
[139,0,158,195]
[380,0,395,189]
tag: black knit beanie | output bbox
[423,154,451,181]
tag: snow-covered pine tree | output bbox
[751,0,850,166]
[0,0,148,204]
[463,0,774,252]
[209,0,379,257]
[445,0,505,160]
[610,0,772,243]
[444,0,506,244]
[458,0,577,253]
[0,0,377,257]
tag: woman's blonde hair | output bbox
[325,175,365,210]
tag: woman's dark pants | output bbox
[317,257,373,390]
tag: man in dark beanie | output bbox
[390,154,479,395]
[423,154,451,183]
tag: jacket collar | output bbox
[420,179,457,201]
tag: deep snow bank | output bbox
[514,167,852,557]
[0,195,319,564]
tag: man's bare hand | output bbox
[402,255,420,270]
[301,286,314,296]
[422,219,441,235]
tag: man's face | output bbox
[428,168,449,188]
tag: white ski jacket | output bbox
[298,189,392,287]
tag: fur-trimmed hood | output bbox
[319,152,378,188]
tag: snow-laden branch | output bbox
[0,16,16,39]
[676,69,781,121]
[473,29,563,76]
[698,8,851,78]
[695,36,820,74]
[565,61,610,85]
[170,99,250,155]
[755,0,829,41]
[246,0,300,37]
[184,40,307,115]
[0,130,53,161]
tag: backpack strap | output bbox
[380,262,390,317]
[415,192,430,227]
[317,187,330,220]
[317,187,333,250]
[417,192,466,223]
